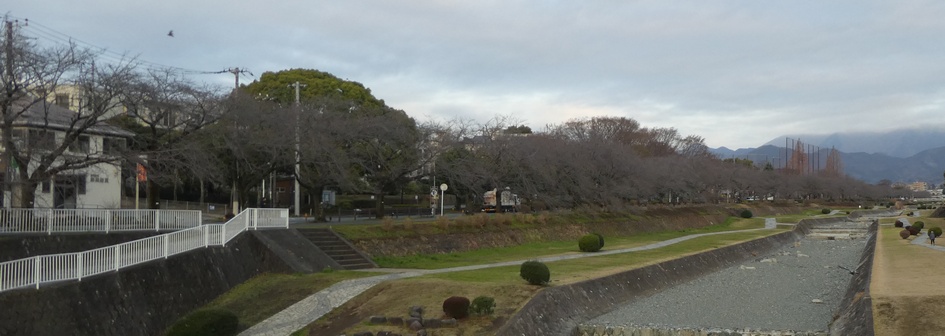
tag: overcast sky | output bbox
[8,1,945,149]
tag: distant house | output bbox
[2,98,134,209]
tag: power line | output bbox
[8,15,224,76]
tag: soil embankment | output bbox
[349,204,803,257]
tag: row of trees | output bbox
[1,21,910,216]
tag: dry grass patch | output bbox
[871,225,945,336]
[303,279,541,336]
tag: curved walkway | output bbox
[909,231,945,252]
[238,219,782,336]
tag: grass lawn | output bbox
[373,217,767,269]
[181,271,383,332]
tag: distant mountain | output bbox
[762,128,945,158]
[710,145,945,185]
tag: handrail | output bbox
[0,208,203,234]
[0,208,288,292]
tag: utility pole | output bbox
[293,81,302,216]
[224,67,251,214]
[3,19,14,209]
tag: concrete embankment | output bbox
[0,230,335,336]
[497,216,880,336]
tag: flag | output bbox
[136,163,147,182]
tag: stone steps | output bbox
[297,228,376,270]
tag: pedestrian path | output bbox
[910,231,945,252]
[238,218,782,336]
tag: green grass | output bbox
[192,271,381,331]
[374,217,767,269]
[421,229,783,283]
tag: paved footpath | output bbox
[239,219,781,336]
[910,230,945,252]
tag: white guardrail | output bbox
[0,208,288,292]
[0,208,203,234]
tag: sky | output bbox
[7,1,945,149]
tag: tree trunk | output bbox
[147,180,161,209]
[13,181,37,208]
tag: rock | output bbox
[797,253,810,257]
[441,318,458,327]
[739,265,756,270]
[409,320,423,331]
[369,316,387,324]
[377,332,393,336]
[416,330,428,336]
[406,317,420,327]
[812,299,823,304]
[760,258,777,263]
[388,316,404,326]
[353,332,374,336]
[409,306,424,318]
[423,319,441,328]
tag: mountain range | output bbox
[710,128,945,185]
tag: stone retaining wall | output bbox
[0,232,292,336]
[827,220,877,336]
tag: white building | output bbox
[3,98,133,209]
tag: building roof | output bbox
[11,98,134,138]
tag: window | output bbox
[277,187,286,193]
[55,94,70,108]
[69,135,90,153]
[28,130,56,150]
[102,138,125,154]
[77,175,86,195]
[42,180,50,193]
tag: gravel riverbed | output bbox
[585,237,867,332]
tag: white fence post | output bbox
[154,210,161,232]
[76,253,83,281]
[114,245,120,272]
[105,210,112,234]
[34,257,41,289]
[253,209,259,230]
[47,209,53,235]
[163,235,169,259]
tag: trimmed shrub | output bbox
[908,226,921,236]
[895,220,904,228]
[740,210,753,218]
[519,260,550,285]
[579,234,602,252]
[593,232,605,248]
[166,309,239,336]
[442,296,470,319]
[470,296,496,315]
[913,221,925,230]
[931,227,943,237]
[900,229,911,239]
[821,208,831,214]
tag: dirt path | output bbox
[871,226,945,336]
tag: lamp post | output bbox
[439,183,448,216]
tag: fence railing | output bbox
[0,208,203,234]
[0,208,288,292]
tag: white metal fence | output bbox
[0,208,288,292]
[0,208,203,234]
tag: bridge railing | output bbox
[0,208,203,234]
[0,208,288,292]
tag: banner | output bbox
[136,163,147,182]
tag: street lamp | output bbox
[439,183,448,216]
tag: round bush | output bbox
[519,260,550,285]
[900,229,911,239]
[579,234,602,252]
[470,296,496,315]
[442,296,470,319]
[593,232,605,248]
[894,220,904,228]
[908,226,921,236]
[166,309,238,336]
[821,208,831,214]
[931,227,943,237]
[740,210,753,219]
[913,221,925,230]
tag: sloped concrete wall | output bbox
[827,220,877,336]
[496,230,803,336]
[0,232,292,336]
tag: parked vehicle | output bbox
[482,188,519,213]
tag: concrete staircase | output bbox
[297,228,376,270]
[807,221,871,240]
